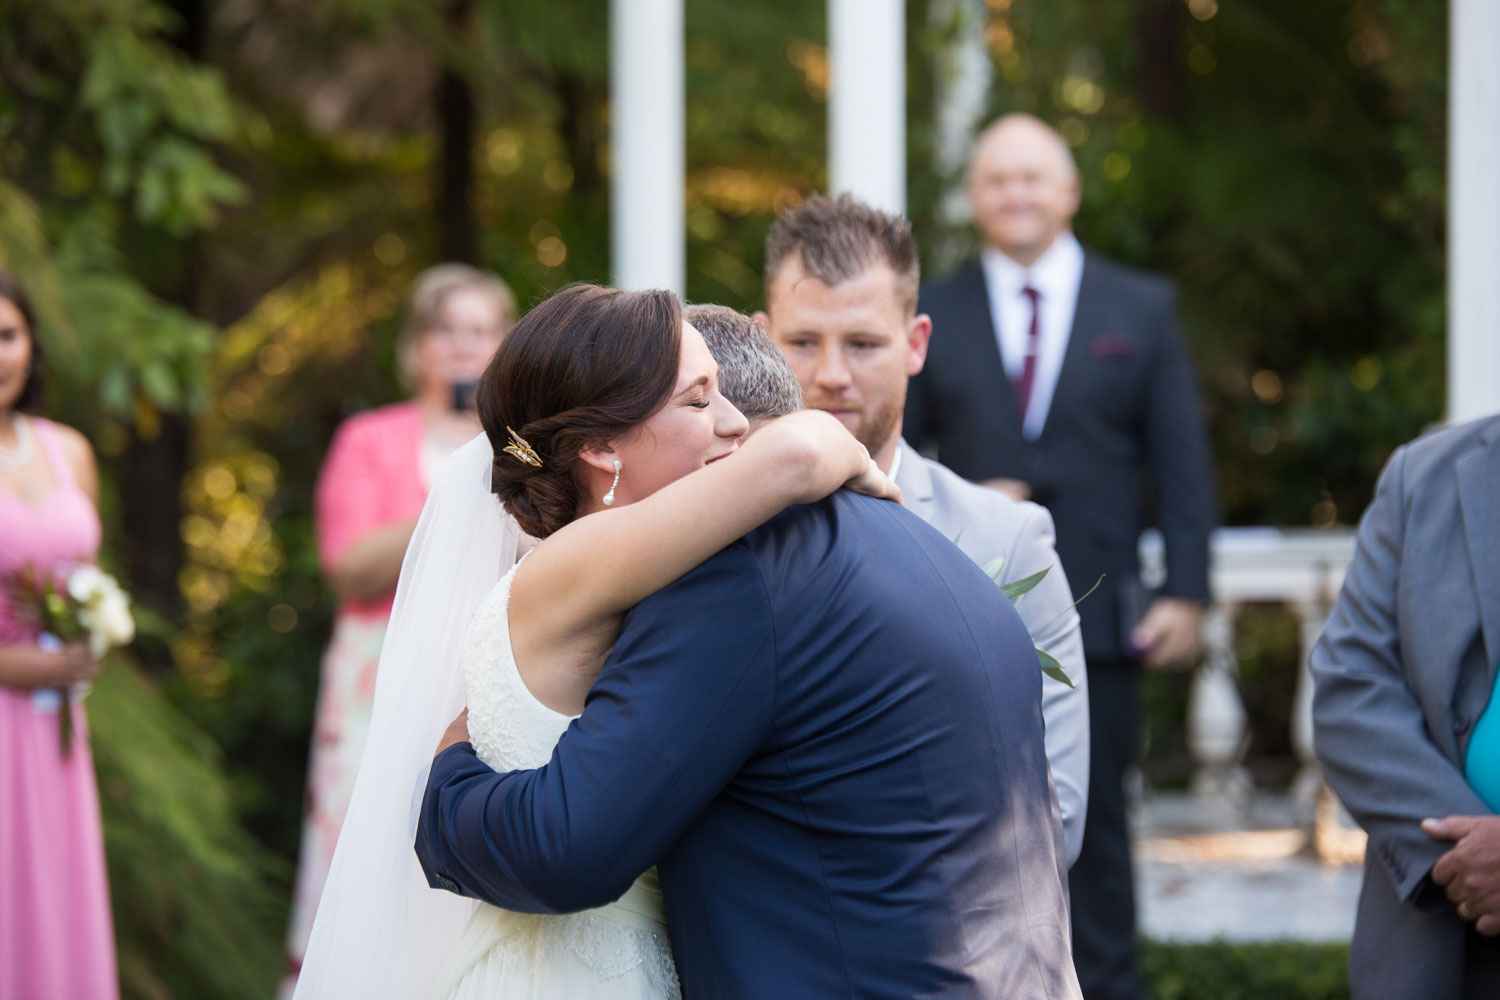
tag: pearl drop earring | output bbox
[602,459,622,506]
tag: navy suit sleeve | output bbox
[414,543,777,914]
[1143,286,1215,601]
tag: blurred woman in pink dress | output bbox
[281,263,515,988]
[0,270,117,999]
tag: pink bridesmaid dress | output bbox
[0,416,118,1000]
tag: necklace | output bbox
[0,413,35,470]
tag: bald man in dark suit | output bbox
[907,113,1217,1000]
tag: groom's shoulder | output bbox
[746,490,948,572]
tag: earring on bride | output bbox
[602,459,621,506]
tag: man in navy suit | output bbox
[906,114,1216,1000]
[416,490,1081,999]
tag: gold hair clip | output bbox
[502,427,543,468]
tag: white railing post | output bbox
[610,0,684,294]
[1141,528,1359,818]
[829,0,906,214]
[1187,604,1252,807]
[1290,597,1330,813]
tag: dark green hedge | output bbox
[1143,939,1350,1000]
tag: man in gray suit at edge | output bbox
[749,192,1090,866]
[1312,414,1500,998]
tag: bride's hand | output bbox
[843,452,902,505]
[750,410,901,505]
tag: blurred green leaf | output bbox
[999,566,1050,599]
[1038,648,1074,688]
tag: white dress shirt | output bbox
[980,232,1085,440]
[884,441,904,482]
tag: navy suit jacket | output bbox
[907,253,1216,662]
[415,491,1079,999]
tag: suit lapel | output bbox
[953,263,1022,432]
[1456,427,1500,673]
[1043,253,1104,440]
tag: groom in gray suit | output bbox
[746,193,1090,864]
[1313,414,1500,998]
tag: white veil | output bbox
[294,432,518,999]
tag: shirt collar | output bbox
[981,231,1083,302]
[885,440,904,482]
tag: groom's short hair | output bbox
[685,304,803,422]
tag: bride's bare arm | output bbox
[511,409,896,663]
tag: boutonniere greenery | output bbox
[982,562,1101,689]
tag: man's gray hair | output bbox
[685,304,803,421]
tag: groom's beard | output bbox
[808,394,902,459]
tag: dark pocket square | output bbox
[1089,334,1134,358]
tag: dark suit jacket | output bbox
[1312,416,1500,998]
[906,252,1216,661]
[415,491,1081,999]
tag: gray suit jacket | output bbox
[895,440,1091,865]
[1312,415,1500,999]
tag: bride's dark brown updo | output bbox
[478,283,682,538]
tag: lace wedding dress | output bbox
[436,565,681,1000]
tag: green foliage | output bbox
[0,0,247,427]
[89,661,287,1000]
[1142,939,1350,1000]
[173,264,400,856]
[3,4,282,994]
[81,21,246,232]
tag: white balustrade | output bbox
[1139,527,1357,820]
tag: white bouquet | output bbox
[5,563,135,755]
[59,564,137,657]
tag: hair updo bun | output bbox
[478,283,682,538]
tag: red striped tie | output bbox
[1015,285,1041,417]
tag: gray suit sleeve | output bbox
[1007,503,1090,867]
[1311,444,1490,904]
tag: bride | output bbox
[293,284,896,999]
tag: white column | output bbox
[610,0,684,294]
[1448,0,1500,423]
[931,0,990,190]
[829,0,906,214]
[928,0,990,270]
